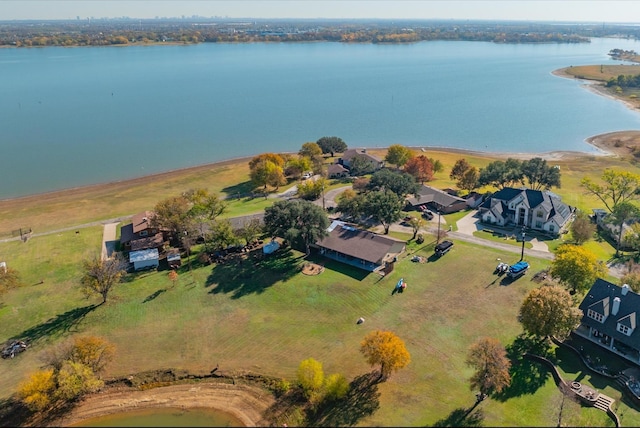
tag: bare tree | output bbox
[79,254,127,304]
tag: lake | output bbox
[2,37,640,199]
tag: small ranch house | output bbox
[120,211,166,252]
[339,149,384,171]
[478,187,573,235]
[575,278,640,366]
[327,163,350,179]
[406,185,467,214]
[314,221,405,272]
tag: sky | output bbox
[2,1,640,23]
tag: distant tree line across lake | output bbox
[3,18,636,47]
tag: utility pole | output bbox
[437,209,442,244]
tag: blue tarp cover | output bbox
[509,261,529,273]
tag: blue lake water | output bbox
[2,37,640,199]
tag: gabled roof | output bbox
[316,221,405,264]
[480,187,572,225]
[588,297,610,317]
[328,163,349,175]
[579,278,640,349]
[131,211,156,234]
[341,149,382,163]
[406,185,466,207]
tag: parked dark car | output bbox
[435,240,453,256]
[422,210,434,220]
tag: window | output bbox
[537,210,543,218]
[618,324,631,335]
[588,309,604,323]
[139,230,148,237]
[535,221,543,228]
[549,225,555,232]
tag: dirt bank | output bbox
[49,383,274,427]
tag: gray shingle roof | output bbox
[316,222,405,264]
[579,279,640,350]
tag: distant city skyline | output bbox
[2,1,640,23]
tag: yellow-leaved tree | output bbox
[297,357,324,399]
[360,330,410,381]
[550,244,607,294]
[17,369,56,412]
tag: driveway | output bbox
[455,210,550,253]
[101,222,120,260]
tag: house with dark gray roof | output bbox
[575,278,640,366]
[478,187,573,236]
[406,185,467,214]
[313,220,405,272]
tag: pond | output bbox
[71,407,244,427]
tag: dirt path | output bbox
[49,383,274,427]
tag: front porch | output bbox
[573,325,640,367]
[318,248,382,272]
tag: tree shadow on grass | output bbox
[431,406,484,427]
[205,249,302,299]
[306,371,381,427]
[221,181,262,200]
[493,334,553,402]
[9,304,98,343]
[142,288,167,303]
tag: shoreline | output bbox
[0,142,615,204]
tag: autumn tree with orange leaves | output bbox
[405,155,434,184]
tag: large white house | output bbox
[478,187,573,235]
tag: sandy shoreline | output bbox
[48,383,275,427]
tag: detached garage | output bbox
[129,248,159,271]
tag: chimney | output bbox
[622,284,630,295]
[612,297,621,316]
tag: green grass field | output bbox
[1,227,638,426]
[2,148,640,426]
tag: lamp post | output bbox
[520,229,526,261]
[322,180,325,211]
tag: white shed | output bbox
[129,248,159,271]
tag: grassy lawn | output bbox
[473,229,535,249]
[3,229,638,426]
[2,148,640,425]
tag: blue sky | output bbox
[2,1,640,23]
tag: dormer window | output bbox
[588,309,604,323]
[618,324,632,336]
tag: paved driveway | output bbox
[455,210,550,253]
[101,222,119,260]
